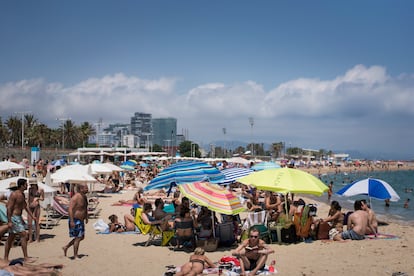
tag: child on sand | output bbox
[329,223,344,241]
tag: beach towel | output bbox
[365,233,399,240]
[97,230,139,235]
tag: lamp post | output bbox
[164,139,171,156]
[15,111,31,150]
[222,127,226,158]
[191,142,196,158]
[57,118,70,149]
[248,117,254,158]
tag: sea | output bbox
[309,169,414,225]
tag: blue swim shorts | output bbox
[10,215,26,234]
[341,229,365,240]
[69,218,85,238]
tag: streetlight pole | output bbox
[191,142,196,158]
[222,128,226,158]
[248,117,254,159]
[57,118,70,149]
[15,111,31,150]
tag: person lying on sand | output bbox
[0,258,63,276]
[175,247,215,276]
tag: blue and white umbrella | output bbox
[251,161,281,171]
[144,161,224,191]
[217,167,254,185]
[336,178,400,202]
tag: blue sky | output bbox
[1,1,413,159]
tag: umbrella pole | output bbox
[285,193,290,221]
[212,211,216,238]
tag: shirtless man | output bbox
[4,178,36,262]
[232,227,274,276]
[361,199,378,235]
[62,183,89,259]
[341,200,371,240]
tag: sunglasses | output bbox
[250,235,259,238]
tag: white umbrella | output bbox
[51,165,96,184]
[101,163,124,172]
[87,163,113,175]
[0,161,25,171]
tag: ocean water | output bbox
[314,169,414,225]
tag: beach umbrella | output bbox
[336,178,400,202]
[120,164,135,171]
[87,163,113,175]
[144,161,224,191]
[217,167,254,185]
[251,161,281,171]
[226,157,250,165]
[101,163,124,172]
[237,168,328,196]
[0,161,25,172]
[51,159,66,167]
[179,182,245,215]
[51,165,97,184]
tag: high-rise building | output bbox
[131,112,152,148]
[152,118,177,147]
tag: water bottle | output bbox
[269,260,276,273]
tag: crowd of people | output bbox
[0,154,406,276]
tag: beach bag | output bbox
[317,221,330,240]
[281,224,298,244]
[93,219,109,233]
[220,256,240,267]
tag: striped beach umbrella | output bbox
[144,161,224,191]
[217,167,254,185]
[178,182,245,215]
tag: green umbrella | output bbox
[237,168,328,196]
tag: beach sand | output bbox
[4,166,414,275]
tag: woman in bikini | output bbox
[27,180,44,242]
[176,247,216,276]
[108,214,127,233]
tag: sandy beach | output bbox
[3,165,414,276]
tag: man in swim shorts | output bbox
[341,200,369,241]
[62,183,89,259]
[4,178,36,262]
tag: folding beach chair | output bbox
[50,196,70,224]
[134,208,174,246]
[241,210,270,243]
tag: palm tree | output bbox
[63,120,79,149]
[79,122,95,147]
[0,117,9,146]
[5,116,21,146]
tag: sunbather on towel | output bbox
[175,247,215,276]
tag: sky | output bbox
[0,1,413,159]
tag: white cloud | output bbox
[0,65,413,157]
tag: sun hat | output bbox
[8,182,18,190]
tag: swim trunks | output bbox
[69,218,85,238]
[10,215,26,234]
[341,229,365,240]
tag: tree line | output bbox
[0,114,95,149]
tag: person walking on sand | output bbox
[4,178,37,262]
[27,179,44,242]
[62,183,89,259]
